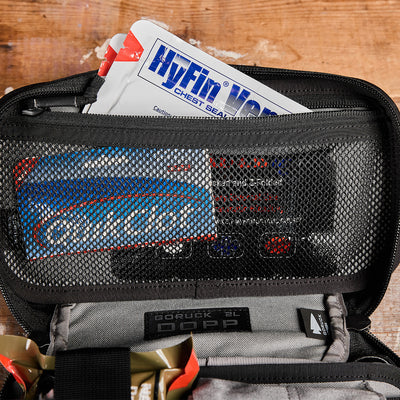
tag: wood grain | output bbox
[371,268,400,354]
[1,0,400,389]
[1,0,400,103]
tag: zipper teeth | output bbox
[329,75,400,317]
[0,277,30,335]
[361,330,400,366]
[0,71,95,116]
[344,81,400,317]
[257,68,400,316]
[0,374,12,400]
[39,108,374,125]
[0,257,31,334]
[0,278,30,397]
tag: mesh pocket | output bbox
[0,137,394,291]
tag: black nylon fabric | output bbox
[55,348,131,400]
[0,107,395,304]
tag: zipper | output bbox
[0,276,30,335]
[0,281,30,398]
[0,70,98,118]
[0,68,373,117]
[21,95,84,116]
[0,374,13,400]
[258,69,400,317]
[21,103,373,117]
[345,311,400,365]
[248,67,400,317]
[347,316,400,366]
[359,329,400,366]
[17,108,378,131]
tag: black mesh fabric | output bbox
[0,135,394,293]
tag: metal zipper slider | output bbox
[21,95,88,116]
[21,106,44,116]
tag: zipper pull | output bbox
[21,76,103,116]
[21,95,92,116]
[22,96,80,116]
[22,106,44,116]
[22,98,45,116]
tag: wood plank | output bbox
[371,268,400,354]
[1,0,400,104]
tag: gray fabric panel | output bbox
[368,381,400,399]
[295,385,385,400]
[49,294,350,364]
[322,294,349,362]
[53,295,330,362]
[190,379,386,400]
[47,304,70,355]
[300,381,400,399]
[190,331,325,361]
[190,379,289,400]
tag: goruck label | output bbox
[299,308,330,340]
[144,307,251,340]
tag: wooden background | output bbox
[1,0,400,384]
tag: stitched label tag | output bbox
[144,307,251,340]
[299,308,330,340]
